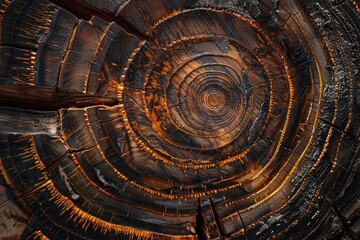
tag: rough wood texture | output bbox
[0,185,29,240]
[0,0,359,239]
[0,107,57,135]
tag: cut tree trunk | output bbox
[0,0,359,239]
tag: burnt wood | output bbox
[0,0,359,239]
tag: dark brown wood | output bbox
[0,0,359,239]
[0,185,29,240]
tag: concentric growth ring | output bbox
[0,0,358,239]
[123,35,272,163]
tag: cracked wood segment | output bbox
[0,107,58,135]
[0,0,138,108]
[0,0,58,50]
[0,84,117,110]
[58,106,198,236]
[57,17,121,93]
[0,47,37,85]
[0,0,58,90]
[0,0,359,239]
[35,9,78,87]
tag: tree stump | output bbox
[0,0,359,239]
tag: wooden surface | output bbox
[0,0,359,239]
[0,185,29,240]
